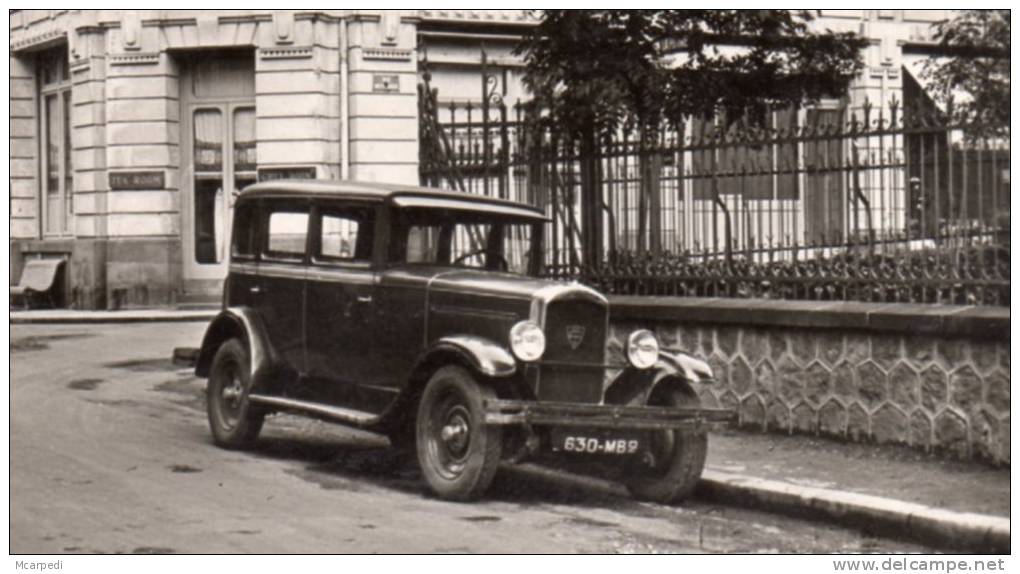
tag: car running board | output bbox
[247,394,379,428]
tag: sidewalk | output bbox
[702,429,1010,553]
[9,307,1011,552]
[707,429,1009,517]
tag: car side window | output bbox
[316,205,375,264]
[321,215,358,259]
[405,224,442,263]
[264,209,309,260]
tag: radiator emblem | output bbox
[565,325,586,350]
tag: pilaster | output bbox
[345,11,419,184]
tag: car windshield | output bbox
[390,208,541,275]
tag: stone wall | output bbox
[609,298,1010,466]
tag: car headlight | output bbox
[509,320,546,362]
[627,329,659,369]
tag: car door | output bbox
[254,198,310,382]
[224,198,260,308]
[304,200,393,413]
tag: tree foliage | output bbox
[515,10,868,137]
[923,10,1009,132]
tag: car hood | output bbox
[379,266,608,319]
[425,269,565,300]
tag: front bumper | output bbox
[483,399,736,431]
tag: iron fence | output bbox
[418,68,1010,306]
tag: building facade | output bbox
[9,9,953,309]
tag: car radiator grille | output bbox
[535,299,607,404]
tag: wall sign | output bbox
[373,74,400,93]
[258,167,317,182]
[109,171,165,190]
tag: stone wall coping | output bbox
[608,296,1010,341]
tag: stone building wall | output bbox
[609,298,1010,466]
[11,10,955,309]
[8,10,423,307]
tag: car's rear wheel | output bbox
[624,384,707,504]
[207,338,264,449]
[416,366,502,501]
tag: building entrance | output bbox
[180,52,256,295]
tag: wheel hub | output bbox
[222,378,242,404]
[440,414,470,453]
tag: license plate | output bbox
[550,428,643,455]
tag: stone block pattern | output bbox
[609,322,1010,466]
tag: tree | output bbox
[923,10,1009,133]
[516,10,867,258]
[517,10,867,134]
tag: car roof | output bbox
[240,179,547,220]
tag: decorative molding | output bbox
[362,47,412,62]
[259,46,314,60]
[381,10,400,46]
[122,11,141,51]
[69,58,91,73]
[109,52,160,66]
[417,10,535,24]
[10,28,66,52]
[273,10,295,44]
[197,13,219,46]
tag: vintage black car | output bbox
[194,180,733,502]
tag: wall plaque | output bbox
[109,171,165,190]
[373,74,400,93]
[257,167,317,182]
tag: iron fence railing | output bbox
[418,66,1010,306]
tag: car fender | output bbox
[195,307,280,393]
[603,350,713,406]
[377,335,518,435]
[419,334,517,379]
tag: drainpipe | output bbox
[340,16,351,180]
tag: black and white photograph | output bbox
[6,7,1011,565]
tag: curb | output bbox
[696,470,1010,554]
[515,464,1008,553]
[10,310,217,324]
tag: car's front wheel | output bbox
[624,384,708,504]
[416,366,502,501]
[207,338,264,449]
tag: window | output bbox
[265,211,309,259]
[316,205,375,263]
[449,223,492,268]
[404,224,443,263]
[391,209,538,274]
[321,215,357,259]
[37,46,72,236]
[691,108,799,201]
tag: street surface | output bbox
[10,322,930,554]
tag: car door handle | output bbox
[250,286,263,294]
[356,295,373,303]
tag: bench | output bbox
[10,258,65,309]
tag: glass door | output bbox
[183,103,255,281]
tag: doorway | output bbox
[180,51,256,293]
